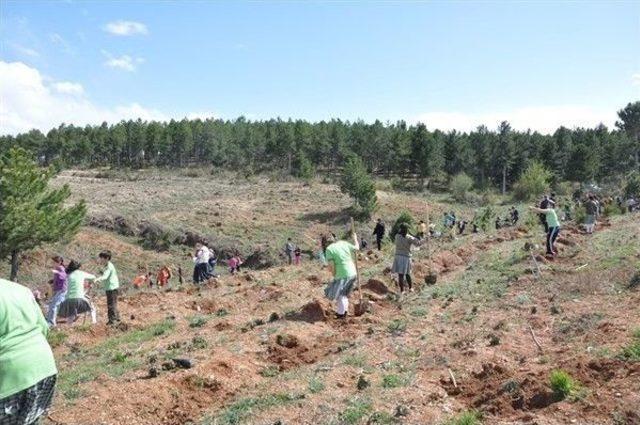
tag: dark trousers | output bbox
[106,289,120,323]
[376,237,382,251]
[398,274,412,292]
[546,227,560,255]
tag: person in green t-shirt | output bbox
[0,279,57,424]
[58,260,98,324]
[323,230,359,319]
[529,205,561,256]
[95,251,120,325]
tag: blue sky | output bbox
[1,0,638,135]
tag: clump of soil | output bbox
[363,279,391,295]
[286,299,330,323]
[276,333,299,348]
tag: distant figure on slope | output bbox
[285,238,295,265]
[294,246,302,266]
[529,203,561,257]
[391,223,424,293]
[228,253,243,274]
[324,231,359,319]
[57,260,97,325]
[95,251,121,325]
[156,265,172,287]
[584,194,599,234]
[0,279,58,425]
[46,255,67,327]
[372,219,386,251]
[457,219,467,235]
[510,207,519,225]
[416,220,427,239]
[193,242,212,284]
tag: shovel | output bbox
[351,217,369,316]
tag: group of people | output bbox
[45,251,121,328]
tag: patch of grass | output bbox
[381,373,411,389]
[619,328,640,362]
[210,393,303,425]
[410,307,428,317]
[443,410,482,425]
[387,319,407,334]
[340,397,373,425]
[549,369,579,399]
[259,366,280,378]
[368,411,399,424]
[215,308,229,317]
[343,353,368,368]
[188,315,209,328]
[58,318,176,400]
[47,329,68,348]
[190,336,209,350]
[308,376,325,394]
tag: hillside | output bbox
[7,171,639,425]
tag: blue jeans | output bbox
[546,227,560,255]
[46,290,67,326]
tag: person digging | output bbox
[324,224,360,319]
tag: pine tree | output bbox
[0,148,86,281]
[339,156,378,219]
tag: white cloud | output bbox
[0,61,166,135]
[414,105,617,135]
[102,51,144,72]
[8,42,40,57]
[52,81,84,96]
[632,73,640,87]
[104,20,148,36]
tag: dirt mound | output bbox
[286,299,330,323]
[89,214,138,236]
[442,363,560,416]
[243,247,275,269]
[433,251,464,273]
[363,279,391,295]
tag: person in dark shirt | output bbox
[372,219,386,251]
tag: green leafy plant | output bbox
[549,369,579,399]
[450,172,474,202]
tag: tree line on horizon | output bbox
[1,101,638,193]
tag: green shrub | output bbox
[389,210,415,241]
[549,369,578,399]
[513,161,552,201]
[450,173,474,202]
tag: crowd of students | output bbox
[2,186,637,424]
